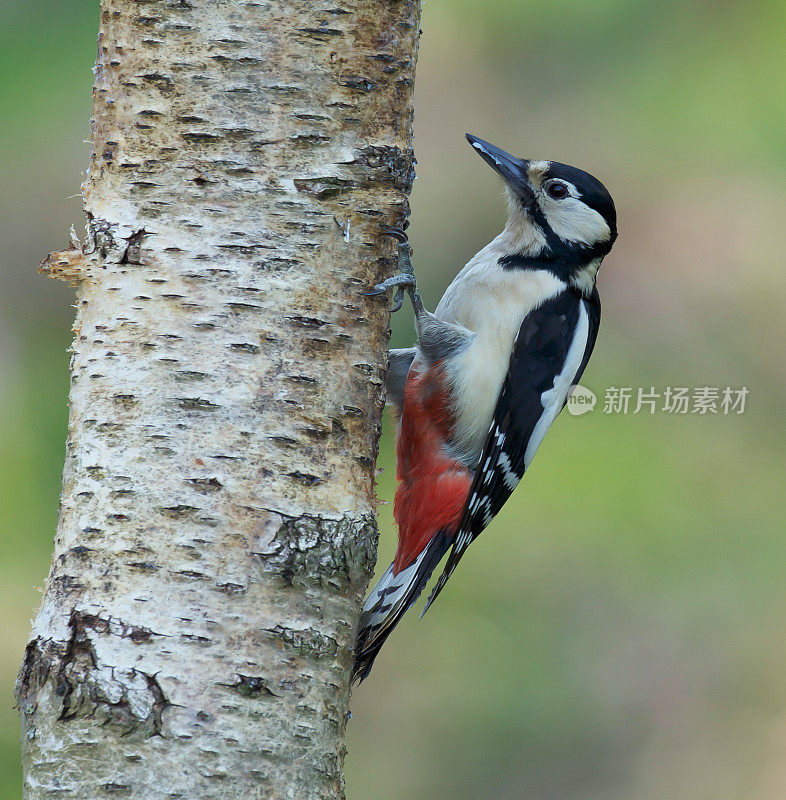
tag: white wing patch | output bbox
[523,300,590,468]
[498,451,519,490]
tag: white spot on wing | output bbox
[498,451,520,490]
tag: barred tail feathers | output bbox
[352,532,452,683]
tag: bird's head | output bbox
[466,133,617,292]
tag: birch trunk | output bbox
[16,1,419,797]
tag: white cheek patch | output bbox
[540,195,611,246]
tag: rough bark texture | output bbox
[17,1,420,798]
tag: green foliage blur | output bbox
[1,1,784,798]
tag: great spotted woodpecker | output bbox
[354,134,617,682]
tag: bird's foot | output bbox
[365,227,421,313]
[364,272,415,312]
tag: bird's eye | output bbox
[546,181,568,200]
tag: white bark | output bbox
[17,1,420,798]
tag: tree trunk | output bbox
[16,2,419,797]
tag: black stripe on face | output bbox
[501,169,616,280]
[498,232,613,282]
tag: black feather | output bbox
[353,531,453,683]
[423,288,600,612]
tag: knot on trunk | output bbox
[254,512,377,593]
[16,610,170,739]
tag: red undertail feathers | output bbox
[353,362,472,681]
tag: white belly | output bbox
[436,263,567,465]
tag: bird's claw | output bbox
[390,288,405,313]
[363,272,415,312]
[364,225,417,312]
[380,226,409,244]
[370,273,416,291]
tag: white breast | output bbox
[435,238,567,465]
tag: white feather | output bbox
[498,451,519,490]
[539,182,611,246]
[434,224,566,465]
[523,300,590,467]
[362,548,428,623]
[570,257,602,296]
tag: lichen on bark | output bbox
[17,1,421,797]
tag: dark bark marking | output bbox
[16,611,170,738]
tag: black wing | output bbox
[423,288,600,614]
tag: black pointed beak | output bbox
[465,133,535,209]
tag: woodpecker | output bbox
[354,134,617,682]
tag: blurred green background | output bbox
[1,1,784,798]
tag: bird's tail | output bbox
[353,532,451,683]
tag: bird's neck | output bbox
[498,249,603,294]
[568,257,602,297]
[492,211,610,295]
